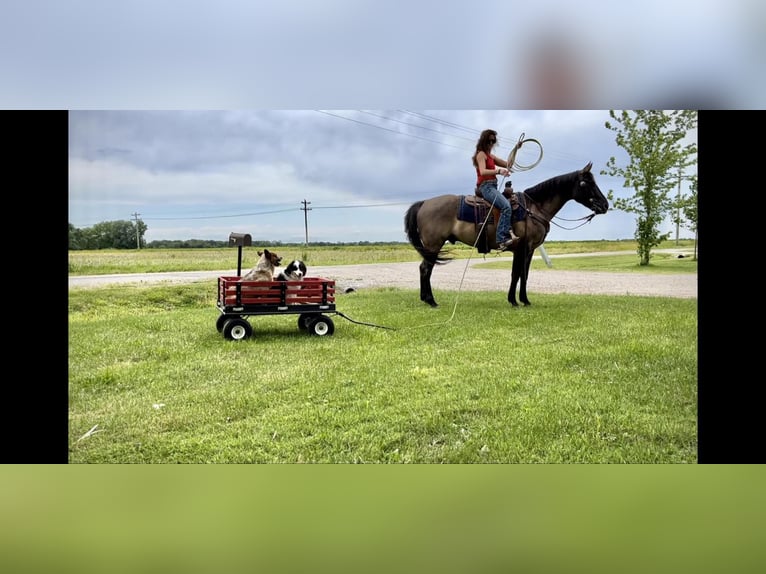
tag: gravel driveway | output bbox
[68,251,697,299]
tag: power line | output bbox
[399,109,593,166]
[143,207,300,221]
[314,110,467,150]
[355,110,476,143]
[317,109,603,172]
[397,110,478,135]
[312,202,410,209]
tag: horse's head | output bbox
[574,162,609,214]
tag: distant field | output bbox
[68,239,696,275]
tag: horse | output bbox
[404,162,609,307]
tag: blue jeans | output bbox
[478,180,512,243]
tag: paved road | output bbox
[69,250,697,299]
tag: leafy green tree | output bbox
[682,175,698,260]
[602,110,697,265]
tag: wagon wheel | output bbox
[307,315,335,336]
[297,313,315,331]
[222,317,253,341]
[216,314,237,332]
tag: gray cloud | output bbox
[68,110,696,243]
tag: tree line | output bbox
[68,221,403,250]
[69,220,148,250]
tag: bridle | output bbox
[524,194,599,231]
[519,183,601,232]
[497,134,599,232]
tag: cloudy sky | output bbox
[68,110,697,244]
[3,1,763,110]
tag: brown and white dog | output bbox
[241,249,282,281]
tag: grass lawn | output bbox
[69,278,697,463]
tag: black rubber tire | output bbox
[307,315,335,336]
[216,314,233,332]
[222,317,253,341]
[297,313,315,331]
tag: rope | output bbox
[334,311,396,330]
[506,133,543,173]
[394,132,544,332]
[345,133,544,333]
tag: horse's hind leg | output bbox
[420,260,438,307]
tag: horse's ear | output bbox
[583,161,592,173]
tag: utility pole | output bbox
[131,212,141,249]
[675,166,681,246]
[300,200,312,245]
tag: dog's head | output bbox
[257,249,282,270]
[283,260,307,280]
[276,259,307,281]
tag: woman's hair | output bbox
[472,129,498,167]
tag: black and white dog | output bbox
[275,259,307,282]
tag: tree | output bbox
[69,220,148,249]
[68,222,84,250]
[602,110,697,265]
[681,174,698,260]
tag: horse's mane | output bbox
[521,170,578,202]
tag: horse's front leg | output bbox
[507,256,520,306]
[519,252,533,306]
[419,259,438,307]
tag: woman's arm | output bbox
[479,151,507,176]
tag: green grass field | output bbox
[69,266,697,463]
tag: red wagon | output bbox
[214,233,338,341]
[216,275,337,340]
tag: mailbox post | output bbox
[228,232,252,276]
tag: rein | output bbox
[523,196,598,231]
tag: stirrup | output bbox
[497,238,514,252]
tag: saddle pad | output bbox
[457,196,493,225]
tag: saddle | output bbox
[457,190,527,253]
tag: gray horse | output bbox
[404,162,609,307]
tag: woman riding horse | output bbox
[404,162,609,307]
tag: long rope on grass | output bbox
[335,311,397,330]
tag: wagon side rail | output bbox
[217,276,336,312]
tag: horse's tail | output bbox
[404,201,450,265]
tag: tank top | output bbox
[476,153,497,185]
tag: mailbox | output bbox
[228,232,252,247]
